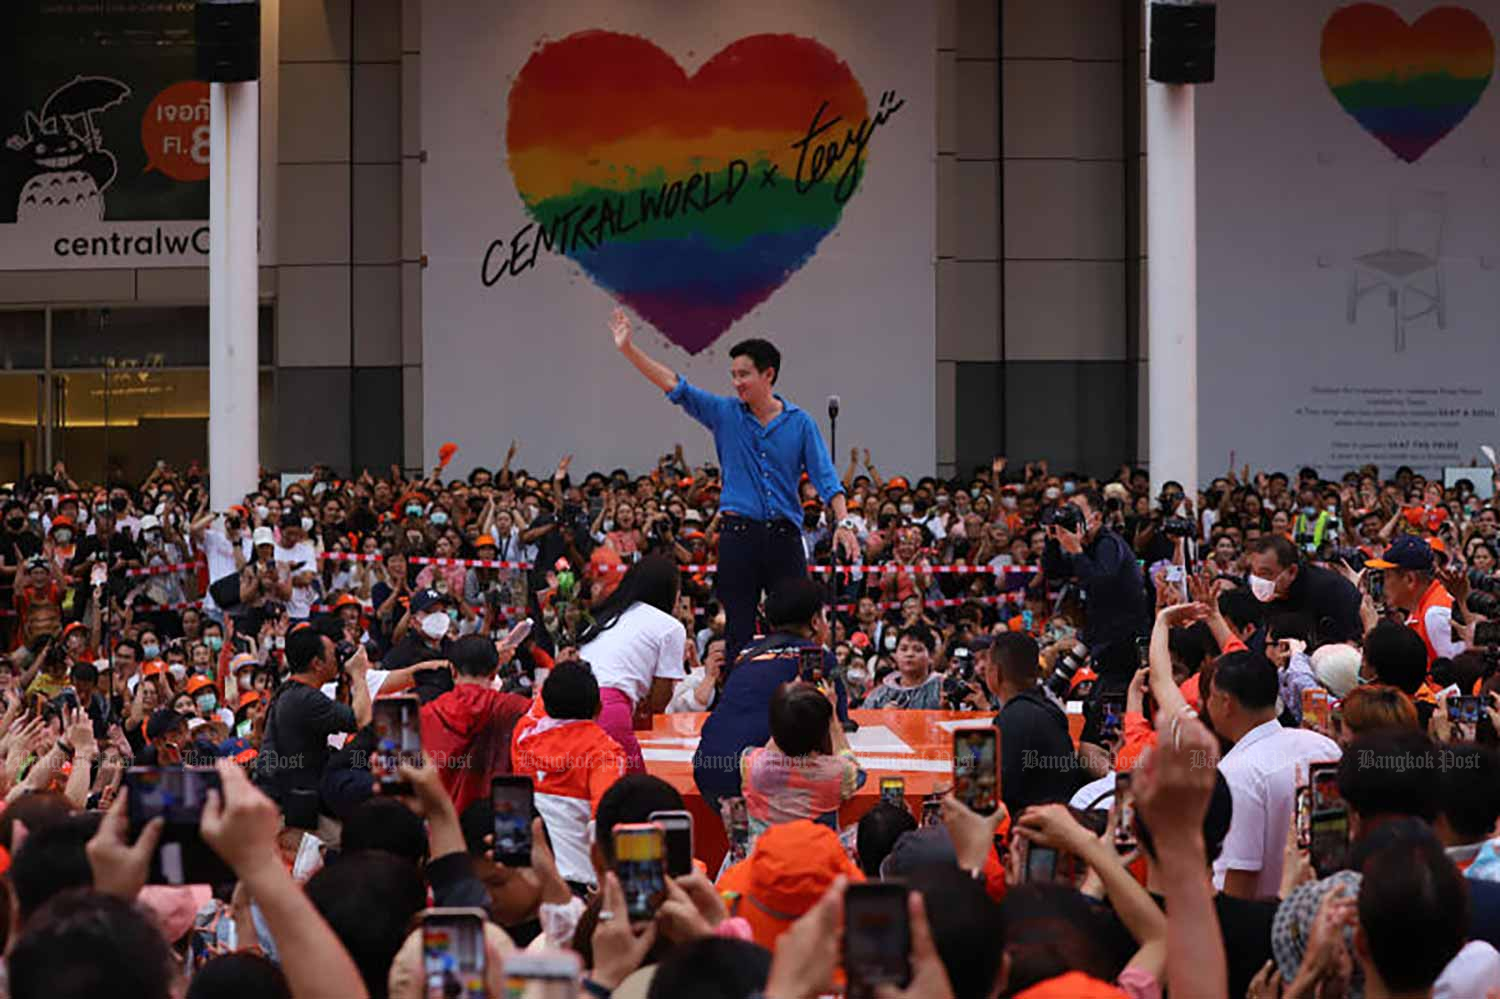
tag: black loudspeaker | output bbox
[196,0,261,83]
[1149,2,1216,84]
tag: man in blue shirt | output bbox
[610,308,856,667]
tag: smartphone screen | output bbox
[953,728,999,815]
[1112,772,1136,851]
[1309,762,1342,812]
[1100,695,1125,742]
[721,796,750,862]
[1450,695,1482,725]
[1295,786,1313,850]
[371,696,422,793]
[1309,807,1350,879]
[503,951,582,999]
[1134,636,1150,670]
[125,766,233,886]
[880,776,906,810]
[1302,688,1331,730]
[612,824,667,922]
[798,647,825,684]
[491,777,534,867]
[648,810,694,878]
[843,883,912,989]
[1023,841,1059,883]
[920,797,942,827]
[421,909,487,999]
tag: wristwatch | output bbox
[839,517,859,532]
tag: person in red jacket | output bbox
[418,634,531,815]
[511,662,627,888]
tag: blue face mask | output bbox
[195,693,218,714]
[142,643,161,659]
[446,608,460,625]
[405,505,423,517]
[431,511,449,526]
[1062,481,1076,495]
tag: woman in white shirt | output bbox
[577,554,686,772]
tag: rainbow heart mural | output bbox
[1321,4,1494,163]
[505,31,872,354]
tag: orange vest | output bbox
[1407,578,1454,671]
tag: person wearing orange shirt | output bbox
[1366,536,1464,671]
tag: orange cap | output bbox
[236,690,263,711]
[886,476,910,491]
[141,660,165,677]
[475,535,497,548]
[333,593,362,609]
[714,820,863,951]
[184,675,214,695]
[1014,972,1131,999]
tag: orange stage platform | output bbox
[640,707,1086,870]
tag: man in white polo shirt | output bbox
[1207,648,1340,899]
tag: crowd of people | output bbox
[0,440,1498,997]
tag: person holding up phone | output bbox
[741,681,860,854]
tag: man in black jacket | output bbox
[1245,534,1363,645]
[1041,489,1151,681]
[977,633,1081,819]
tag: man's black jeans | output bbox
[717,515,807,669]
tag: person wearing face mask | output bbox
[380,587,461,703]
[0,500,41,646]
[185,674,234,729]
[1243,535,1362,648]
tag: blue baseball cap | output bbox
[1366,535,1433,572]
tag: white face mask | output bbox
[300,517,314,531]
[168,663,187,684]
[1249,573,1279,602]
[255,505,270,519]
[899,503,914,516]
[421,612,451,640]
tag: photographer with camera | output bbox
[1365,536,1465,672]
[1041,489,1152,739]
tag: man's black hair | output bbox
[596,774,685,863]
[285,627,328,675]
[1437,744,1500,842]
[1337,730,1440,823]
[1071,488,1105,516]
[897,623,935,655]
[0,792,72,852]
[69,662,97,686]
[305,850,427,999]
[1136,770,1233,865]
[1217,589,1264,635]
[1266,612,1313,644]
[542,661,600,720]
[999,882,1117,994]
[647,937,771,999]
[854,802,917,878]
[1249,534,1299,570]
[9,813,102,924]
[187,954,291,999]
[450,634,500,678]
[988,632,1040,687]
[727,338,781,384]
[1356,818,1467,993]
[466,466,492,485]
[763,577,825,630]
[905,864,1006,999]
[1363,621,1427,697]
[114,638,143,661]
[769,681,832,758]
[340,798,428,864]
[1208,650,1278,711]
[1169,624,1213,674]
[9,891,176,999]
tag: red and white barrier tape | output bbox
[124,559,206,578]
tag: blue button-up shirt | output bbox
[666,376,843,525]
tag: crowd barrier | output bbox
[1,549,1039,621]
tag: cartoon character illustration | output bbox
[0,75,130,224]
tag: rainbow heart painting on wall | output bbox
[1321,3,1494,163]
[501,30,902,355]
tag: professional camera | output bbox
[1161,516,1195,539]
[1045,645,1090,702]
[1467,590,1500,619]
[1043,504,1084,533]
[1469,568,1500,594]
